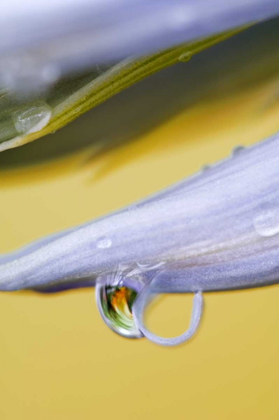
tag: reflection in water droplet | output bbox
[97,236,112,249]
[12,102,52,135]
[253,206,279,237]
[179,51,192,62]
[96,282,143,338]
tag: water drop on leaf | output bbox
[13,102,52,135]
[178,51,192,62]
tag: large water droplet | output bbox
[96,282,143,338]
[97,236,112,249]
[12,102,52,135]
[253,206,279,237]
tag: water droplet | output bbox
[128,205,137,212]
[201,164,210,172]
[96,282,143,338]
[97,236,112,249]
[253,206,279,237]
[179,51,192,62]
[232,145,245,156]
[13,102,52,135]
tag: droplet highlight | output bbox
[12,101,52,135]
[97,237,112,249]
[96,282,143,338]
[253,206,279,237]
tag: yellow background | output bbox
[1,52,279,419]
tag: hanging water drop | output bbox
[96,280,143,338]
[97,236,112,249]
[12,101,52,135]
[253,206,279,237]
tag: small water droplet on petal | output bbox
[13,102,52,135]
[97,236,112,249]
[128,205,137,212]
[232,145,245,156]
[201,164,210,172]
[253,206,279,237]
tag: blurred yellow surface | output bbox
[0,56,279,419]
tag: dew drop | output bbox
[128,205,137,212]
[97,236,112,249]
[13,102,52,135]
[179,51,192,62]
[232,145,245,156]
[253,206,279,237]
[96,282,143,338]
[201,164,210,172]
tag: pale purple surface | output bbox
[1,132,279,294]
[0,0,278,88]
